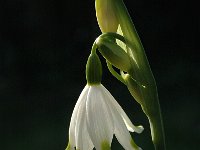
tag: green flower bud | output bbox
[123,74,143,105]
[86,53,102,85]
[96,37,131,72]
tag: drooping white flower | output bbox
[66,84,143,150]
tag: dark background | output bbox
[0,0,199,149]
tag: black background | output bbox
[0,0,199,150]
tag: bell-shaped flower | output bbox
[66,84,143,150]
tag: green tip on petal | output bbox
[101,141,111,150]
[66,143,70,150]
[130,139,142,150]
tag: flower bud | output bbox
[96,37,131,72]
[123,74,143,105]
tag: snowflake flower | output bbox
[66,84,143,150]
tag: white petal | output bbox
[75,93,94,150]
[101,84,144,133]
[86,85,114,150]
[103,90,141,150]
[82,120,94,150]
[68,85,89,149]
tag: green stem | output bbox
[113,0,166,148]
[145,91,166,150]
[128,70,166,150]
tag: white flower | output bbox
[66,84,143,150]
